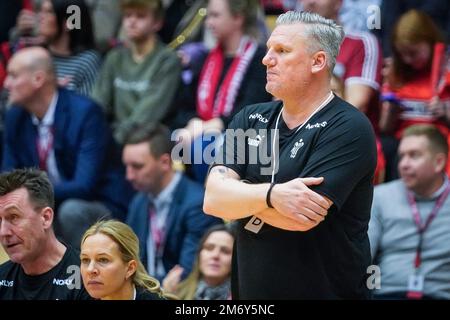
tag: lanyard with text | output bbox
[36,126,54,171]
[407,184,450,268]
[406,183,450,299]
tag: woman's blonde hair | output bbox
[389,9,445,86]
[81,219,165,298]
[175,224,234,300]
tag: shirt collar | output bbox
[149,171,182,205]
[413,175,449,201]
[31,92,58,126]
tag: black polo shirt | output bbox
[213,95,377,299]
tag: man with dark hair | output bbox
[123,124,222,281]
[2,46,133,249]
[369,124,450,299]
[0,168,90,300]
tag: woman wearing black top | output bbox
[80,220,167,300]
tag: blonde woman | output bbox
[80,220,166,300]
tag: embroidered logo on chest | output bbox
[248,135,265,147]
[290,139,304,158]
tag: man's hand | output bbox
[270,177,331,226]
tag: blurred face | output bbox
[0,188,52,265]
[262,23,315,99]
[38,0,58,41]
[80,233,136,300]
[300,0,341,19]
[199,231,233,287]
[4,55,38,106]
[122,7,161,43]
[398,135,443,195]
[395,42,431,71]
[205,0,243,43]
[123,142,165,194]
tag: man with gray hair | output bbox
[204,11,377,299]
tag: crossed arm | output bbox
[203,166,333,232]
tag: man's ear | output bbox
[433,152,447,173]
[40,207,54,230]
[159,153,172,171]
[311,51,327,74]
[31,70,46,88]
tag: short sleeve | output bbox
[299,113,377,210]
[212,108,249,178]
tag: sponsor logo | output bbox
[248,113,269,123]
[0,280,14,287]
[248,135,264,147]
[53,278,74,286]
[290,139,304,159]
[305,121,327,130]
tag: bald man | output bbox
[2,47,133,249]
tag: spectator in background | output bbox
[92,0,181,145]
[163,224,234,300]
[369,124,450,299]
[173,0,272,183]
[379,0,450,58]
[37,0,101,96]
[122,124,222,282]
[379,10,450,180]
[2,47,133,249]
[0,168,90,300]
[10,0,122,54]
[80,220,166,300]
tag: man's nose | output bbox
[0,220,12,237]
[262,52,274,66]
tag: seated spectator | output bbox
[379,10,450,180]
[369,124,450,299]
[2,47,133,249]
[0,168,90,300]
[9,0,121,55]
[92,0,181,145]
[163,224,234,300]
[37,0,101,96]
[173,0,272,182]
[80,219,166,300]
[122,124,222,281]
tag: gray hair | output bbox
[276,11,344,70]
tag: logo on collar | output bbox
[305,121,327,130]
[290,139,304,159]
[248,113,269,123]
[248,134,264,147]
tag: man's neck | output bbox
[131,35,156,63]
[21,234,66,275]
[149,170,176,198]
[28,87,56,120]
[282,85,332,129]
[412,175,447,199]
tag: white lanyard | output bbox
[245,92,334,233]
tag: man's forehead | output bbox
[0,188,29,211]
[268,24,306,42]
